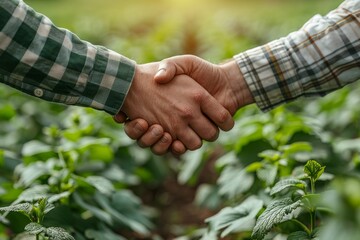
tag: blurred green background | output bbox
[3,0,359,240]
[25,0,343,63]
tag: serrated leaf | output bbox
[24,222,45,235]
[85,176,115,196]
[0,203,32,214]
[252,198,302,240]
[206,196,263,237]
[304,160,325,182]
[288,231,312,240]
[45,227,75,240]
[270,179,307,196]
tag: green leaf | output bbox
[95,192,151,235]
[258,150,281,162]
[85,224,127,240]
[270,178,307,196]
[24,222,45,235]
[73,192,113,225]
[45,227,75,240]
[48,191,71,203]
[288,231,312,240]
[21,140,53,157]
[12,232,36,240]
[195,184,221,210]
[178,149,205,185]
[304,160,325,182]
[15,185,50,203]
[85,176,115,196]
[206,196,263,237]
[257,164,278,186]
[280,142,312,156]
[252,198,302,240]
[245,162,263,172]
[0,203,32,214]
[218,167,254,198]
[15,162,51,187]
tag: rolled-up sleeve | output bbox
[234,0,360,111]
[0,0,135,115]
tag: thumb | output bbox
[113,111,128,123]
[154,61,177,84]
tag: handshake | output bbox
[113,55,254,155]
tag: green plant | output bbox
[0,198,74,240]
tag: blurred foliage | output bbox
[2,0,360,239]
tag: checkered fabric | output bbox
[0,0,135,115]
[235,0,360,111]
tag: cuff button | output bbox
[34,88,44,97]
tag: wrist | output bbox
[220,60,254,111]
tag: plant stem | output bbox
[310,178,316,232]
[310,178,315,194]
[310,208,316,233]
[36,234,39,240]
[291,219,311,235]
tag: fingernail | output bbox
[151,126,162,137]
[135,122,145,133]
[155,68,166,77]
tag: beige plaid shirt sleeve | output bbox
[234,0,360,111]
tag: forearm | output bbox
[219,60,254,110]
[234,0,360,111]
[0,0,135,115]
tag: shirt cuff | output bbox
[234,38,303,112]
[78,46,136,115]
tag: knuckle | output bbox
[137,139,149,148]
[205,128,219,142]
[192,90,205,103]
[151,147,167,156]
[188,139,203,151]
[218,109,230,124]
[179,106,194,119]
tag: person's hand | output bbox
[155,55,254,115]
[118,55,254,154]
[116,62,234,153]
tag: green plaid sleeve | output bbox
[234,0,360,111]
[0,0,135,115]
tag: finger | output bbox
[113,111,128,123]
[176,127,202,151]
[189,116,219,142]
[137,125,164,148]
[171,140,187,155]
[124,119,149,140]
[151,132,172,155]
[154,55,203,84]
[154,61,178,84]
[201,94,235,131]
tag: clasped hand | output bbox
[114,55,254,155]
